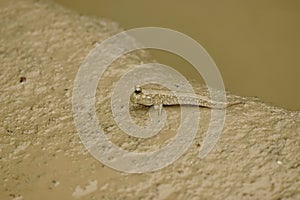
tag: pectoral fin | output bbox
[154,104,163,116]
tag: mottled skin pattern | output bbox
[130,86,241,109]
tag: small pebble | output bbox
[20,77,26,83]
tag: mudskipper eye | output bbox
[134,86,142,94]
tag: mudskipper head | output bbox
[130,85,142,104]
[130,85,153,106]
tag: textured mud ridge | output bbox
[0,1,299,199]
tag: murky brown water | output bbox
[54,0,300,111]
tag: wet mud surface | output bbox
[0,1,299,199]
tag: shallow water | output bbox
[55,0,300,110]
